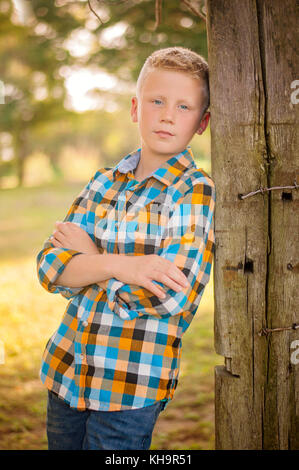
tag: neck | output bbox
[134,147,172,180]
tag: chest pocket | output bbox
[94,204,114,249]
[135,202,164,246]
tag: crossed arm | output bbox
[49,221,118,288]
[37,177,215,321]
[49,220,189,299]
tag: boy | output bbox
[36,46,215,450]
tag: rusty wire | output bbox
[239,180,298,200]
[258,323,299,337]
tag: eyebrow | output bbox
[147,94,193,105]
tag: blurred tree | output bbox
[0,0,83,186]
[86,0,207,82]
[0,0,207,187]
[29,98,140,178]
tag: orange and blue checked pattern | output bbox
[36,146,215,411]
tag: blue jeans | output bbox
[46,390,164,450]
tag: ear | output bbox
[130,96,138,123]
[196,111,210,135]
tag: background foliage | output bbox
[0,0,221,450]
[0,0,208,187]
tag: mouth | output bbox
[154,130,174,138]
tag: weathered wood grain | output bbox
[207,0,298,449]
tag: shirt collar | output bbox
[112,146,197,187]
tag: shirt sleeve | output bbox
[105,179,216,320]
[36,173,97,300]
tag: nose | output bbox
[160,105,175,123]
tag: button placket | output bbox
[79,343,86,362]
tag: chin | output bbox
[151,142,181,153]
[153,148,178,157]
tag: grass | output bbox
[0,181,223,450]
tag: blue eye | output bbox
[179,104,188,110]
[153,99,163,105]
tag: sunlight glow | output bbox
[65,68,118,112]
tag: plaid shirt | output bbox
[37,146,215,411]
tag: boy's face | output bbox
[131,68,210,160]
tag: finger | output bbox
[145,280,166,299]
[54,221,69,235]
[67,222,86,233]
[50,236,63,248]
[149,264,189,294]
[52,230,66,244]
[159,258,189,286]
[158,273,187,293]
[160,265,189,289]
[170,268,190,288]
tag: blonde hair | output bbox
[136,46,209,113]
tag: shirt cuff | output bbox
[51,284,84,299]
[39,248,83,296]
[106,278,139,321]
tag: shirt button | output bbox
[82,321,88,327]
[80,353,85,360]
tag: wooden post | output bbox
[206,0,299,449]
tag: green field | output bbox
[0,182,222,450]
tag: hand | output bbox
[114,254,190,299]
[50,221,99,255]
